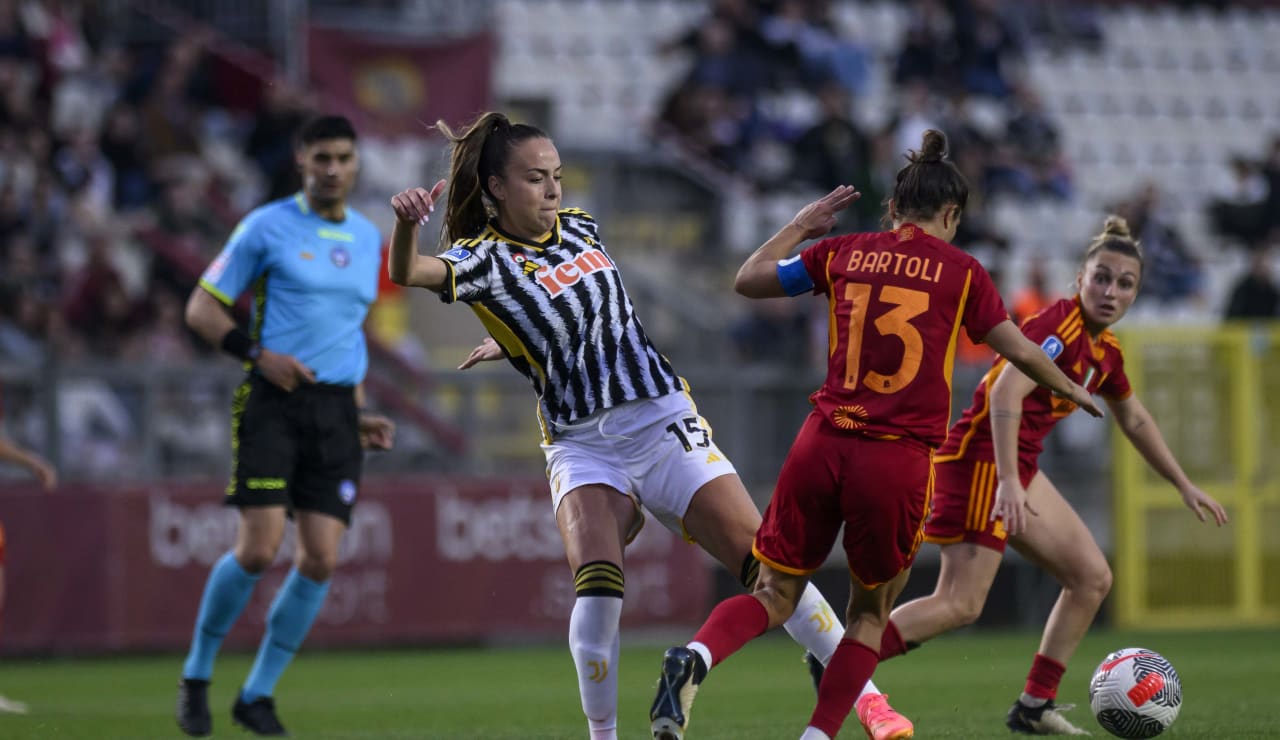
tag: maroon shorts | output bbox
[753,412,932,588]
[925,456,1037,553]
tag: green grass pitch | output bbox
[0,629,1272,738]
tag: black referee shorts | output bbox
[225,374,363,525]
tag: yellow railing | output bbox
[1112,323,1280,628]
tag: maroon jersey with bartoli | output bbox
[785,224,1010,448]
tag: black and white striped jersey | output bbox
[437,208,682,437]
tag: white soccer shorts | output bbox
[542,391,739,540]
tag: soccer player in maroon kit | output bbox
[872,216,1228,735]
[648,129,1101,740]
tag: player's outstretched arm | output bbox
[457,337,505,370]
[988,363,1039,535]
[734,185,859,298]
[389,180,450,290]
[1106,395,1229,526]
[984,321,1103,418]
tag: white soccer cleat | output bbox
[1007,699,1091,735]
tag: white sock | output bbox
[799,726,832,740]
[687,641,713,673]
[569,596,623,738]
[782,582,843,665]
[588,718,617,740]
[1020,692,1048,708]
[859,678,882,699]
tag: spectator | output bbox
[244,80,313,201]
[1209,155,1270,249]
[1118,183,1203,305]
[0,0,32,59]
[729,297,810,366]
[0,285,50,367]
[1223,247,1279,320]
[1259,136,1280,240]
[952,0,1023,99]
[760,0,870,95]
[52,125,114,211]
[98,102,152,210]
[791,83,871,194]
[888,82,942,168]
[894,5,955,88]
[986,87,1072,200]
[1010,256,1057,324]
[63,232,141,358]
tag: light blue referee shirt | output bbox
[199,193,382,386]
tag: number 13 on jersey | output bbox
[843,282,930,394]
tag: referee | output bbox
[175,115,394,737]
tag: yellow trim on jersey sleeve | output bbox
[468,304,546,383]
[942,270,973,396]
[440,259,458,303]
[469,303,552,442]
[199,278,234,306]
[825,250,838,357]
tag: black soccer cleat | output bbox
[650,646,707,740]
[176,678,212,737]
[232,694,289,736]
[1006,698,1089,735]
[805,651,825,693]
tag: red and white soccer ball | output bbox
[1089,647,1182,738]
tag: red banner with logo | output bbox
[306,27,493,138]
[0,478,710,655]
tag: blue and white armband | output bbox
[777,255,815,297]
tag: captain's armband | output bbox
[777,255,815,296]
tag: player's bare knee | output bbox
[1061,557,1112,606]
[234,545,277,574]
[1079,563,1113,605]
[296,550,337,581]
[754,586,798,626]
[950,591,986,627]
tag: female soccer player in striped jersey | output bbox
[876,216,1228,736]
[648,129,1102,740]
[387,111,852,740]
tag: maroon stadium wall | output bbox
[0,478,710,655]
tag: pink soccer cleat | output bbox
[856,692,914,740]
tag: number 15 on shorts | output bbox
[665,416,710,452]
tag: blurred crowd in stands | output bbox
[649,0,1277,365]
[654,0,1091,219]
[0,0,315,373]
[0,0,320,477]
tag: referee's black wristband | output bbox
[221,328,262,363]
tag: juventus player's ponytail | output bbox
[436,112,550,247]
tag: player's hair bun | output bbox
[913,129,948,163]
[1100,215,1131,239]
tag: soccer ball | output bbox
[1088,647,1182,738]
